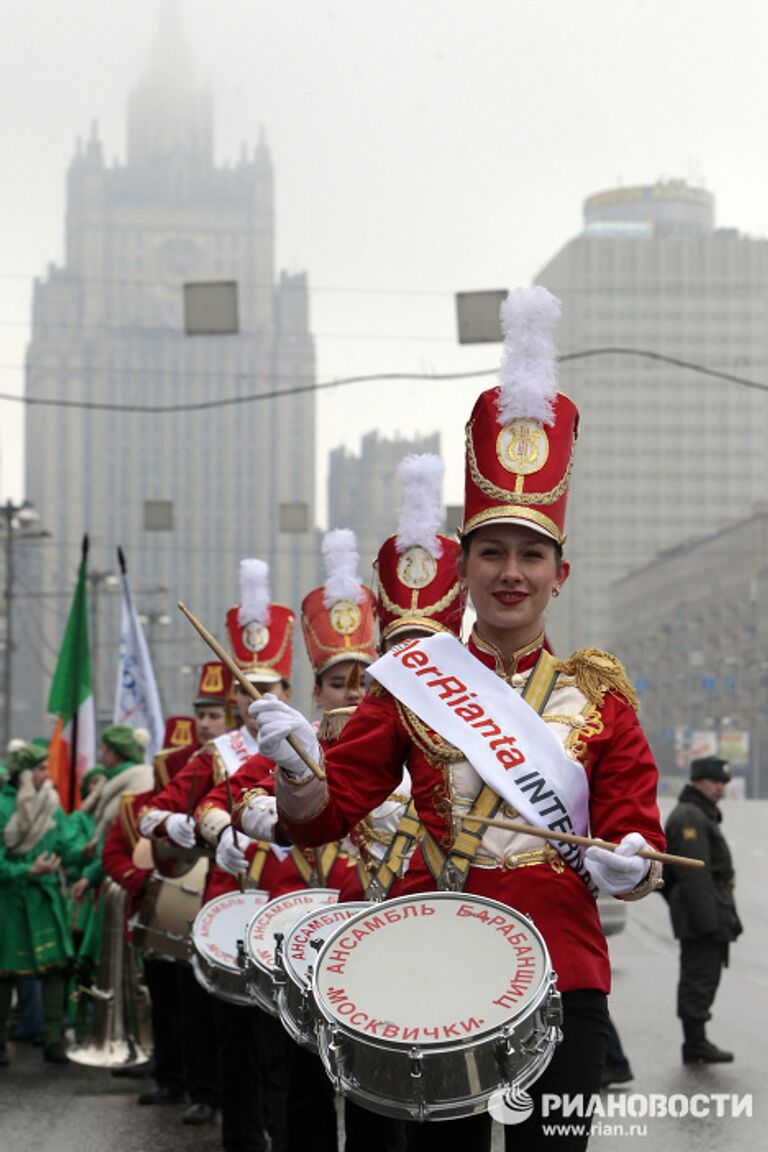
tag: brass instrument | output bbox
[67,879,152,1068]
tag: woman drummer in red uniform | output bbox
[249,287,665,1152]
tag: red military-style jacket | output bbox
[101,789,154,936]
[275,632,665,994]
[197,752,358,903]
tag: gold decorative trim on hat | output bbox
[301,616,373,672]
[496,419,550,476]
[461,504,565,543]
[376,578,462,621]
[396,545,438,589]
[381,616,450,642]
[466,421,575,507]
[235,617,294,675]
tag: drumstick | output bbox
[224,771,246,894]
[177,601,326,781]
[455,811,704,869]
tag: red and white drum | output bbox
[313,892,562,1121]
[275,901,369,1050]
[190,890,270,1005]
[245,889,340,1016]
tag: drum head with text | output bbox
[314,892,550,1047]
[246,889,340,976]
[283,901,369,990]
[192,891,269,971]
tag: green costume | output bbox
[0,747,86,1053]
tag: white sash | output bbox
[368,633,594,886]
[212,725,260,777]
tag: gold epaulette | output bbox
[118,791,141,850]
[554,648,639,711]
[317,706,356,744]
[365,678,387,698]
[152,747,173,789]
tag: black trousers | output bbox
[216,998,290,1152]
[178,961,220,1106]
[677,938,728,1024]
[404,990,609,1152]
[286,1042,338,1152]
[143,958,185,1093]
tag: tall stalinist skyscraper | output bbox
[536,180,768,657]
[22,13,318,727]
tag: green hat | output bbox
[100,723,144,764]
[80,762,109,799]
[8,742,49,778]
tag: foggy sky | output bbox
[3,0,768,522]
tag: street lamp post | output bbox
[88,569,120,725]
[2,500,46,748]
[139,610,172,658]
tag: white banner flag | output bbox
[114,569,164,760]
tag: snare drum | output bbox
[132,858,208,964]
[245,889,340,1017]
[276,901,369,1051]
[191,890,269,1005]
[313,892,562,1121]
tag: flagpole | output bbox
[69,534,88,812]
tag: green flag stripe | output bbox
[47,557,93,718]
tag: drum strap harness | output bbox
[419,650,559,892]
[358,798,422,902]
[290,843,340,888]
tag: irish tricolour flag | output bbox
[47,536,96,811]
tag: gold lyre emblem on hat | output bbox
[201,665,224,694]
[497,418,550,475]
[170,718,194,746]
[397,545,438,590]
[242,622,269,653]
[329,599,362,636]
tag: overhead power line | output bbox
[0,348,766,414]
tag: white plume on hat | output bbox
[322,529,365,608]
[6,738,26,755]
[238,558,271,626]
[497,286,561,427]
[395,454,445,560]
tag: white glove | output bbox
[584,832,651,896]
[165,813,197,849]
[241,795,278,842]
[216,825,248,875]
[248,695,318,781]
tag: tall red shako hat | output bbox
[225,559,295,684]
[301,529,376,675]
[461,286,578,544]
[194,661,233,707]
[375,454,466,644]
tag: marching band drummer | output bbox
[248,288,666,1152]
[208,515,463,1152]
[196,530,374,1152]
[140,559,296,1152]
